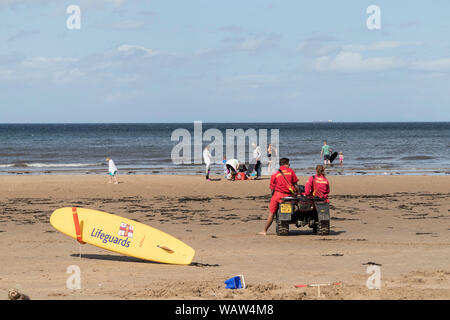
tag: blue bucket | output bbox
[224,275,245,289]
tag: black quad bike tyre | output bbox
[276,217,289,236]
[316,220,330,236]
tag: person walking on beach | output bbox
[305,165,330,199]
[252,143,262,179]
[203,145,212,181]
[106,157,118,184]
[320,140,331,166]
[258,158,299,235]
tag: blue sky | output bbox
[1,0,450,123]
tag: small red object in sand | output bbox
[294,282,342,298]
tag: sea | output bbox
[0,122,449,176]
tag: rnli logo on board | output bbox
[118,222,134,238]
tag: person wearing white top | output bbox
[252,143,262,179]
[225,158,239,181]
[106,157,118,184]
[203,146,213,180]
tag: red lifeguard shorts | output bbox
[269,191,291,214]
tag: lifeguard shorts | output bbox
[269,191,291,215]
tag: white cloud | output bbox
[52,68,86,84]
[235,34,281,52]
[116,44,159,57]
[21,57,79,68]
[296,36,423,60]
[0,55,84,84]
[295,35,338,57]
[315,51,404,72]
[239,39,269,50]
[221,31,281,54]
[308,40,450,73]
[343,41,422,52]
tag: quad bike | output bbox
[275,186,330,236]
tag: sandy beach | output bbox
[0,174,449,300]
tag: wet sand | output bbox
[0,174,449,300]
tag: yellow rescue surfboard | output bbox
[50,207,195,265]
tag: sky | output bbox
[0,0,450,123]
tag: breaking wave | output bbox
[0,162,102,168]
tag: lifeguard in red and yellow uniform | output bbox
[305,165,330,199]
[258,158,298,235]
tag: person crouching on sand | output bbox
[225,158,239,181]
[258,157,299,235]
[106,157,118,184]
[305,165,330,199]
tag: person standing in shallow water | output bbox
[320,140,331,166]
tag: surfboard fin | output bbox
[157,245,174,253]
[72,207,86,244]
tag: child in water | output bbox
[339,152,344,165]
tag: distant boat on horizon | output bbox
[312,120,333,123]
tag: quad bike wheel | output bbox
[276,217,289,236]
[317,220,330,235]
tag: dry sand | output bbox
[0,174,449,300]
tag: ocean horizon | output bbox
[1,121,449,124]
